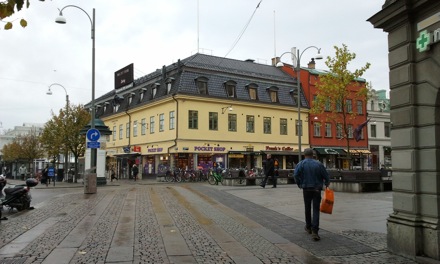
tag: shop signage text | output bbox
[194,146,226,152]
[148,148,163,153]
[416,12,440,52]
[265,146,294,151]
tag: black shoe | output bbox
[260,184,265,188]
[304,226,312,234]
[272,186,276,188]
[312,231,320,241]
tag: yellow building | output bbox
[93,54,309,179]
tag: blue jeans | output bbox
[303,188,322,232]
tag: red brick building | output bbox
[277,59,370,170]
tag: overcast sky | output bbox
[1,0,388,131]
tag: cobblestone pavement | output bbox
[0,181,420,263]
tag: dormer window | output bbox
[152,83,160,98]
[266,86,279,103]
[140,87,147,101]
[104,102,109,112]
[195,76,209,95]
[128,92,135,105]
[246,83,259,100]
[224,80,237,98]
[166,77,175,94]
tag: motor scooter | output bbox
[0,178,38,221]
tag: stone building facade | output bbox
[369,0,440,260]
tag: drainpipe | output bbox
[168,94,179,168]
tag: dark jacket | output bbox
[132,166,139,177]
[264,158,275,176]
[293,158,330,190]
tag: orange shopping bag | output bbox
[320,187,334,214]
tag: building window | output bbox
[314,122,321,137]
[346,99,352,113]
[246,83,259,100]
[128,93,135,105]
[246,115,254,133]
[371,124,376,138]
[267,86,279,103]
[133,120,138,137]
[336,123,343,139]
[150,116,155,134]
[228,114,237,132]
[166,77,174,94]
[249,88,258,100]
[325,123,332,137]
[263,117,271,134]
[112,126,116,141]
[189,110,198,129]
[348,124,353,138]
[384,122,391,137]
[169,111,175,130]
[280,118,287,135]
[126,122,130,138]
[295,120,303,136]
[159,113,164,132]
[152,83,158,98]
[119,124,123,139]
[141,118,146,135]
[209,112,218,130]
[357,100,363,115]
[224,81,236,98]
[324,99,331,111]
[370,100,375,111]
[140,88,147,101]
[336,100,342,112]
[195,77,208,95]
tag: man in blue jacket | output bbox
[293,148,330,241]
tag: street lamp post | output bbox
[277,46,322,162]
[55,6,97,181]
[47,83,70,186]
[47,83,69,106]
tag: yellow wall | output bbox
[102,94,309,155]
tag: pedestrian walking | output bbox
[132,164,139,181]
[19,164,27,181]
[111,167,117,182]
[41,165,49,187]
[293,148,330,241]
[260,154,277,188]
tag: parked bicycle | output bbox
[208,167,225,185]
[165,168,181,182]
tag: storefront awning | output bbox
[313,147,346,155]
[112,152,142,158]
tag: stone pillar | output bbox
[369,0,440,260]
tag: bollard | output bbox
[84,173,97,194]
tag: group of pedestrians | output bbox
[260,148,330,242]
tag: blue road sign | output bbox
[87,141,101,149]
[86,128,101,142]
[48,167,55,177]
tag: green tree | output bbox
[311,44,371,165]
[40,103,90,182]
[0,0,46,30]
[2,128,44,175]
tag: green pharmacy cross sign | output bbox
[416,30,431,52]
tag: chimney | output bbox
[307,58,316,69]
[271,57,281,66]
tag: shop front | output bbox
[313,147,346,169]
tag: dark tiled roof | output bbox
[93,53,309,118]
